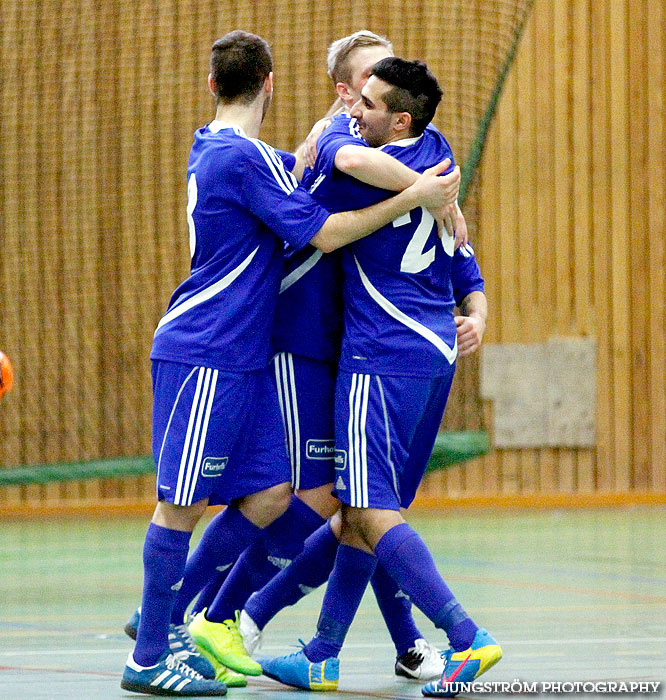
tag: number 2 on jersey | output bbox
[187,173,198,259]
[394,206,454,274]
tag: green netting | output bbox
[0,432,489,486]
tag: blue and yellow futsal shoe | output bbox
[121,650,227,696]
[123,608,216,680]
[260,648,339,691]
[421,629,502,698]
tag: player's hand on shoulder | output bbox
[413,159,458,236]
[304,117,332,169]
[454,207,468,249]
[441,164,460,205]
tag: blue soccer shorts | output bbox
[272,352,337,491]
[151,360,291,507]
[333,368,455,510]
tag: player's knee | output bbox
[151,498,207,532]
[295,484,339,519]
[339,505,374,550]
[341,505,403,551]
[238,481,292,527]
[329,509,343,540]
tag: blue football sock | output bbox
[170,505,261,624]
[374,523,478,652]
[134,523,191,666]
[244,520,339,630]
[371,562,423,657]
[191,568,229,616]
[206,495,325,623]
[303,544,377,662]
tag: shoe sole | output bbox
[422,645,504,698]
[396,665,443,681]
[190,633,262,676]
[197,645,248,687]
[120,679,227,697]
[475,645,502,677]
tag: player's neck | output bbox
[383,127,415,146]
[214,102,264,139]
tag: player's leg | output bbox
[259,370,396,689]
[198,356,332,621]
[200,353,336,633]
[123,361,247,695]
[242,511,342,639]
[351,372,502,696]
[261,371,500,693]
[187,364,322,676]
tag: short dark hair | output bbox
[370,57,442,136]
[210,30,272,104]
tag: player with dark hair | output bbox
[260,57,499,696]
[364,58,443,138]
[121,31,458,697]
[209,31,273,104]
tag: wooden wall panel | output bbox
[646,0,666,492]
[460,0,666,501]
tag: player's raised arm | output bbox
[309,159,451,253]
[335,147,460,202]
[335,147,460,237]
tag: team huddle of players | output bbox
[120,29,500,698]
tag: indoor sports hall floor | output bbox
[2,508,665,699]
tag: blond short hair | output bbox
[326,30,393,85]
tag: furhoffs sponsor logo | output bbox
[306,439,335,461]
[201,456,228,477]
[334,449,347,471]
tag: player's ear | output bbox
[207,73,216,97]
[336,82,352,102]
[394,111,412,135]
[265,72,274,94]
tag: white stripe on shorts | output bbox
[185,368,218,506]
[286,354,301,488]
[348,373,370,508]
[274,353,301,488]
[376,376,400,500]
[174,367,216,505]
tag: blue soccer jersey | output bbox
[271,246,343,363]
[309,113,483,377]
[150,121,330,372]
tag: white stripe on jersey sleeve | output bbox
[265,143,299,189]
[155,247,260,334]
[249,138,296,195]
[353,255,458,365]
[280,249,323,293]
